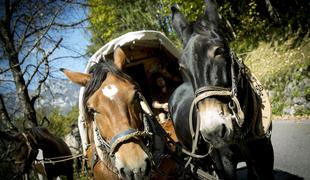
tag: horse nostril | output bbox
[119,167,125,177]
[221,124,227,138]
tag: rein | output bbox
[37,154,83,164]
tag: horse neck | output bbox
[29,129,55,151]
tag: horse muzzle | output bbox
[114,142,151,180]
[197,99,234,148]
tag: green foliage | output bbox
[87,0,308,54]
[87,0,161,54]
[36,106,79,137]
[87,0,309,116]
[230,3,269,52]
[161,0,204,22]
[87,0,205,54]
[245,36,310,116]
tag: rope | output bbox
[42,154,81,160]
[38,154,83,164]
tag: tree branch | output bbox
[16,9,41,51]
[52,17,89,28]
[0,94,18,132]
[30,38,63,105]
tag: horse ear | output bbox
[202,0,220,29]
[171,4,190,44]
[60,68,91,86]
[114,47,126,70]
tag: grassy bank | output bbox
[240,35,309,117]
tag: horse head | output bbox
[171,0,244,148]
[62,47,151,179]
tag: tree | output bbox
[87,0,308,54]
[87,0,163,54]
[0,0,88,129]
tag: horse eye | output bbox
[88,107,98,114]
[214,47,225,57]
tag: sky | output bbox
[0,2,91,92]
[51,27,90,76]
[50,4,91,78]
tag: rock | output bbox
[268,90,276,99]
[293,97,306,105]
[283,107,296,115]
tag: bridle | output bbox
[14,133,35,165]
[192,51,245,127]
[89,91,155,170]
[185,51,246,165]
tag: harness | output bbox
[89,91,180,177]
[89,91,152,164]
[15,133,35,165]
[185,52,245,165]
[181,51,272,179]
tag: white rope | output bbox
[38,154,83,164]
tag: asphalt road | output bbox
[272,119,310,180]
[237,119,310,180]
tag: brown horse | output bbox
[13,126,73,180]
[62,47,182,180]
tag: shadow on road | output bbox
[237,167,304,180]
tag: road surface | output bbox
[237,119,310,180]
[272,119,310,180]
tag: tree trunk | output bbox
[9,53,38,128]
[0,17,38,128]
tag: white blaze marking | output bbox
[102,84,118,100]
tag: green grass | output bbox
[239,35,310,116]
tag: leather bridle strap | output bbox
[15,133,33,164]
[109,129,152,156]
[194,88,245,128]
[93,119,152,157]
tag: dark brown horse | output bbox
[62,47,181,180]
[13,126,73,180]
[169,0,274,179]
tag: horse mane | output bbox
[83,59,138,121]
[28,127,69,150]
[28,126,51,143]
